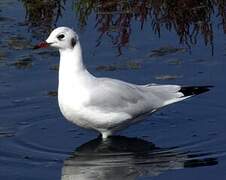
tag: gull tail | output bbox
[163,85,213,106]
[179,85,213,97]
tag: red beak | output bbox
[33,42,50,49]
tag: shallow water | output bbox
[0,0,226,179]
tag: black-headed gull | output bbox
[34,27,212,139]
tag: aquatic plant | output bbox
[20,0,226,53]
[19,0,66,38]
[74,0,221,50]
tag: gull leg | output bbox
[101,131,112,140]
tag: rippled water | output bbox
[0,0,226,179]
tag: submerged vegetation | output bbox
[19,0,66,38]
[20,0,226,53]
[74,0,225,52]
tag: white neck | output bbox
[58,42,94,89]
[59,42,86,74]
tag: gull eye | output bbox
[57,34,65,40]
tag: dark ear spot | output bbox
[71,38,76,48]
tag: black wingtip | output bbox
[179,86,213,97]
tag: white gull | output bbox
[34,27,212,139]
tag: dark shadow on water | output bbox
[61,136,218,180]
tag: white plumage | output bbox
[35,27,211,139]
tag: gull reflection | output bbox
[61,136,217,180]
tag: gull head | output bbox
[34,27,79,50]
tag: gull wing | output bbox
[87,78,183,118]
